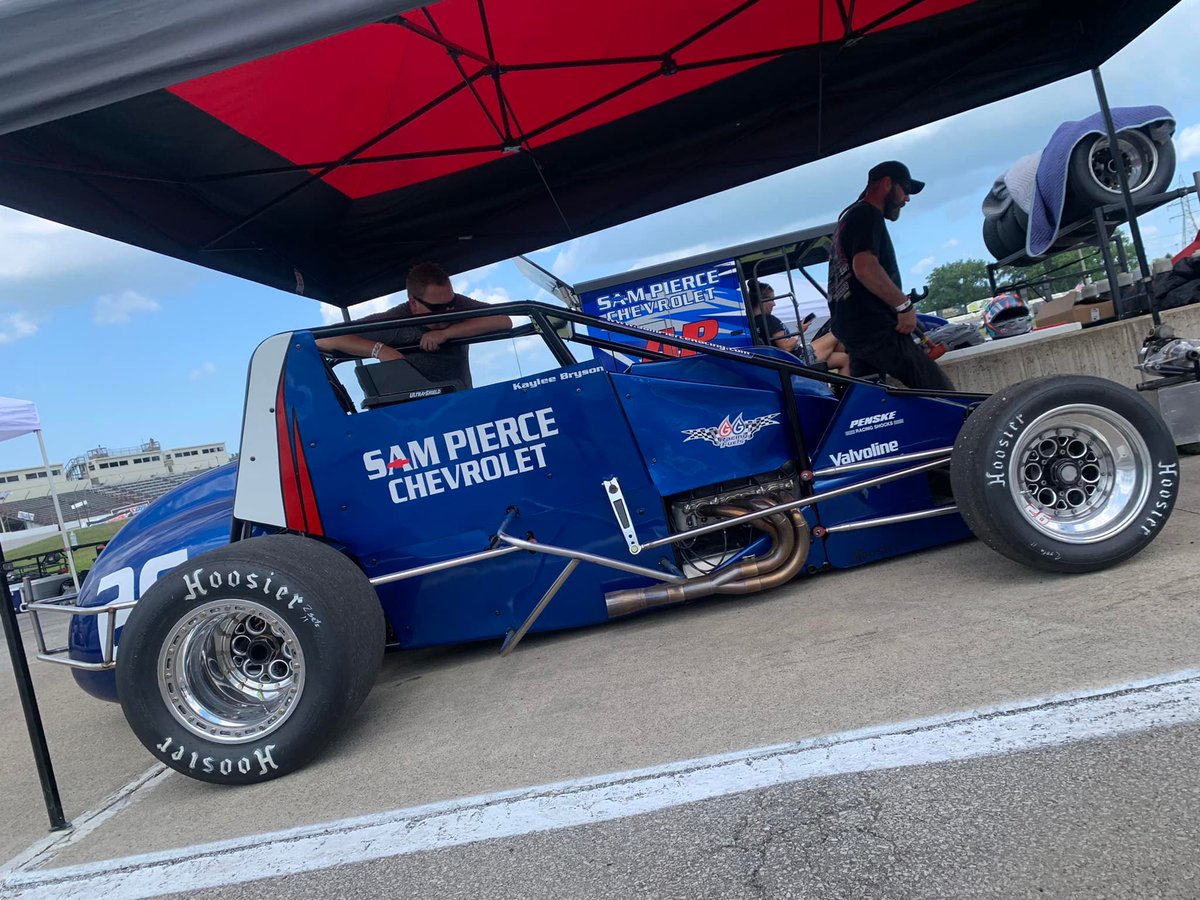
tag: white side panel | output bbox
[233,333,292,528]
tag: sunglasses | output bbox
[412,295,456,311]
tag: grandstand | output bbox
[0,470,211,531]
[0,438,232,532]
[1,488,119,531]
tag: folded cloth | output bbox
[982,152,1040,220]
[1028,105,1174,257]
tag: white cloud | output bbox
[316,302,343,326]
[630,242,717,271]
[92,290,159,326]
[0,209,84,281]
[911,256,936,276]
[455,261,502,295]
[1178,123,1200,161]
[885,120,946,147]
[0,311,37,344]
[549,240,586,278]
[468,286,513,305]
[942,238,960,249]
[317,294,397,326]
[190,361,217,380]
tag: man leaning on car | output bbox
[315,262,511,388]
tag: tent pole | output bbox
[0,543,70,831]
[36,430,79,593]
[1090,66,1160,327]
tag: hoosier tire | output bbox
[951,376,1180,573]
[116,535,384,784]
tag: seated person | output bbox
[746,280,795,353]
[315,262,512,388]
[806,320,851,375]
[746,281,849,374]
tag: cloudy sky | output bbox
[3,0,1200,471]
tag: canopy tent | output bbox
[0,0,1180,307]
[0,398,80,592]
[0,397,42,444]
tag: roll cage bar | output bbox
[311,299,988,401]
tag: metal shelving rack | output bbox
[986,177,1199,321]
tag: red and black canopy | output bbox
[0,0,1178,306]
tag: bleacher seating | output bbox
[0,471,208,529]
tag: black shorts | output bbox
[848,334,955,391]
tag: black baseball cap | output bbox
[868,160,925,195]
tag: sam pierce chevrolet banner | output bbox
[578,259,752,370]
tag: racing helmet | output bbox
[982,293,1032,339]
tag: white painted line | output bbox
[5,669,1200,900]
[0,765,168,877]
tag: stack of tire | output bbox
[984,126,1176,266]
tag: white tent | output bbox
[0,396,79,591]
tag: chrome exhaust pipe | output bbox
[605,497,810,618]
[711,510,809,596]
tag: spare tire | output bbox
[951,376,1179,573]
[983,215,1012,261]
[116,534,385,784]
[996,204,1028,257]
[1066,129,1175,216]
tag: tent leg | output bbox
[37,430,79,593]
[0,544,70,831]
[1091,66,1160,327]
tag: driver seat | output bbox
[355,358,466,408]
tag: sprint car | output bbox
[30,302,1181,784]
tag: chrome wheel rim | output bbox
[1086,131,1157,195]
[158,599,304,744]
[1009,404,1151,544]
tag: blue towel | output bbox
[1028,105,1174,257]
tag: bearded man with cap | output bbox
[828,161,954,391]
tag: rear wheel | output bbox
[951,376,1179,573]
[116,535,384,784]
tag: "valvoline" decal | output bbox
[828,439,900,467]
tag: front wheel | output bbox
[951,376,1180,573]
[116,535,385,784]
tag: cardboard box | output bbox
[1034,287,1116,328]
[1067,299,1115,326]
[1033,289,1080,329]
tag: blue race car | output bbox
[31,300,1180,784]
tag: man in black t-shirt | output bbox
[828,161,953,390]
[316,262,511,388]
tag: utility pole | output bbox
[1169,178,1198,249]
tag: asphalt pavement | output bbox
[169,723,1200,900]
[1,456,1198,897]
